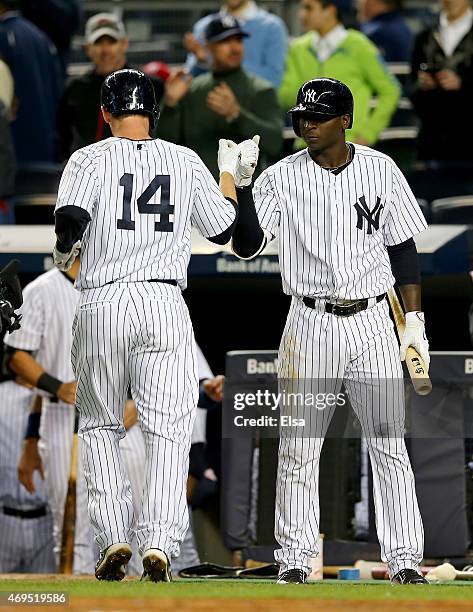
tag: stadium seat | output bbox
[406,167,473,204]
[15,164,62,196]
[14,194,55,224]
[431,196,473,224]
[376,127,418,172]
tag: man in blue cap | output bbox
[184,0,288,87]
[158,14,282,179]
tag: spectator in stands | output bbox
[57,13,164,162]
[357,0,413,62]
[410,0,473,165]
[159,15,283,179]
[0,0,62,165]
[19,0,81,80]
[184,1,288,87]
[279,0,400,146]
[0,57,15,223]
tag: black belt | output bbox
[3,505,47,519]
[105,279,177,286]
[148,279,177,286]
[302,293,386,317]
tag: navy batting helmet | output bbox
[288,78,354,137]
[101,69,160,129]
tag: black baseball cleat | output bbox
[391,568,428,584]
[95,542,132,581]
[277,569,308,584]
[141,549,172,582]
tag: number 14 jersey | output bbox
[55,137,236,290]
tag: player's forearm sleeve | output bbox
[387,238,420,285]
[54,205,91,252]
[232,186,265,258]
[206,197,237,245]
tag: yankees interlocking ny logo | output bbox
[353,195,383,234]
[304,90,318,104]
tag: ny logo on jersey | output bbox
[353,195,383,234]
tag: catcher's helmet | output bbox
[288,78,354,137]
[101,69,160,129]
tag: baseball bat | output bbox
[426,563,473,581]
[387,288,432,396]
[59,410,79,574]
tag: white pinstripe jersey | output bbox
[4,269,78,383]
[253,144,428,300]
[0,382,47,508]
[55,137,236,290]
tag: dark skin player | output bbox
[297,110,421,313]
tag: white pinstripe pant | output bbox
[71,282,198,560]
[0,510,56,573]
[275,297,424,577]
[120,423,201,576]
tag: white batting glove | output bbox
[53,241,80,272]
[218,139,239,177]
[235,135,260,187]
[400,311,430,369]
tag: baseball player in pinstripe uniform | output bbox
[52,68,238,582]
[0,383,55,573]
[121,345,217,576]
[4,259,96,574]
[228,78,430,584]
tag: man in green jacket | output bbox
[159,15,283,179]
[280,0,400,145]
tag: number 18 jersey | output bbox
[55,137,236,290]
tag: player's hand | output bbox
[400,311,430,369]
[53,240,80,272]
[123,399,138,430]
[235,135,260,187]
[56,380,76,405]
[18,438,44,494]
[218,139,239,177]
[164,69,192,107]
[436,69,462,91]
[417,71,437,90]
[183,32,207,63]
[203,374,225,402]
[207,82,240,120]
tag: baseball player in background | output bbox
[0,385,55,573]
[228,78,430,585]
[52,68,238,582]
[4,258,96,574]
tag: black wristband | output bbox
[24,412,41,439]
[37,372,62,396]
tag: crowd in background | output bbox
[0,0,472,214]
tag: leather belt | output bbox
[3,505,47,519]
[302,293,386,317]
